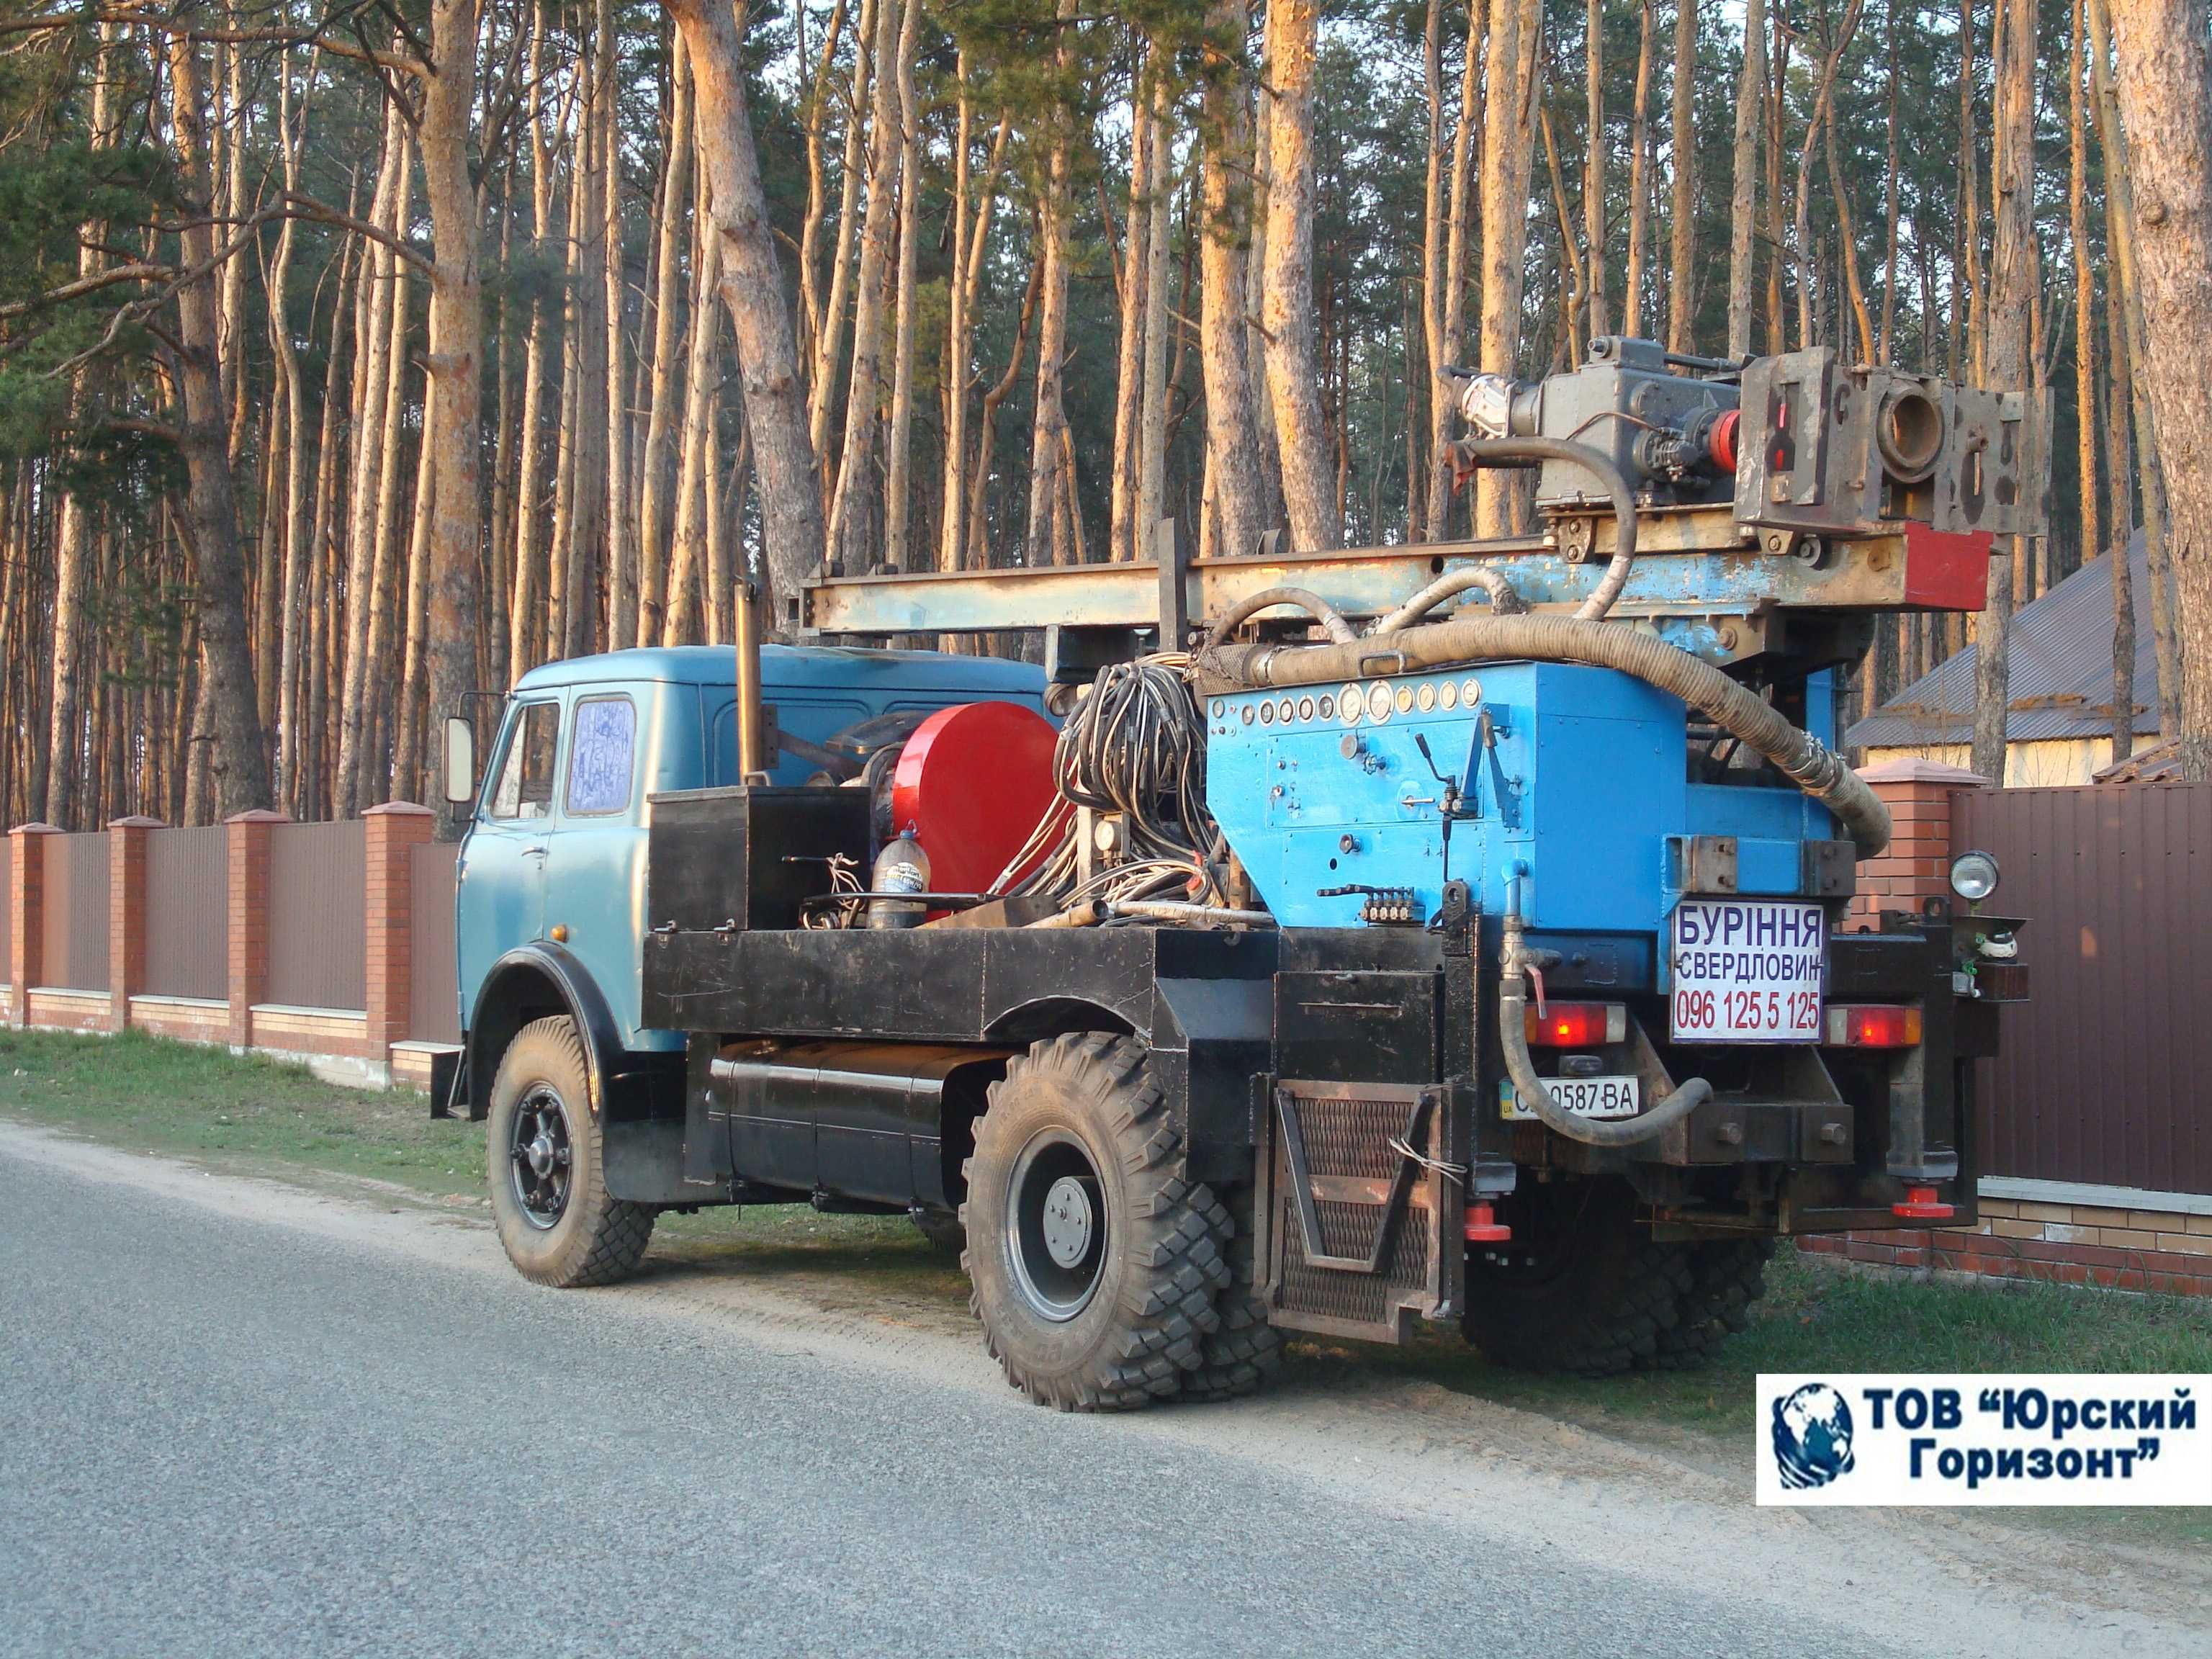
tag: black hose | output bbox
[1206,586,1359,645]
[1371,565,1528,633]
[1202,612,1889,855]
[1453,436,1640,621]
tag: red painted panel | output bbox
[1901,521,1993,610]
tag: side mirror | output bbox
[443,715,477,806]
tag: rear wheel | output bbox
[961,1033,1227,1411]
[1650,1238,1776,1369]
[1179,1188,1284,1401]
[1462,1179,1691,1377]
[486,1016,655,1287]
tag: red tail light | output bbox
[1824,1004,1923,1048]
[1524,1003,1627,1047]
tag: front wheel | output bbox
[486,1015,655,1287]
[962,1033,1228,1411]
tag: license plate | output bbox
[1671,897,1824,1042]
[1500,1075,1642,1121]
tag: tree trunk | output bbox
[1726,0,1765,359]
[45,22,119,827]
[1622,0,1655,339]
[1261,0,1342,551]
[1109,58,1152,566]
[1971,0,2034,786]
[166,31,269,817]
[639,36,693,642]
[1027,0,1080,567]
[796,0,851,372]
[269,46,313,810]
[1194,6,1264,562]
[1476,0,1542,536]
[1424,0,1483,540]
[809,0,875,480]
[511,7,556,680]
[1583,0,1606,339]
[883,0,925,570]
[2106,0,2212,775]
[1665,0,1696,351]
[419,0,485,823]
[665,215,722,644]
[1136,58,1174,562]
[671,0,829,626]
[824,0,905,572]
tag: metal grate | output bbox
[1261,1080,1445,1344]
[1279,1196,1435,1328]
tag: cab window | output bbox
[565,696,637,817]
[487,701,560,820]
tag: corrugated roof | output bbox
[1846,535,2159,749]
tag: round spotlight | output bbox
[1948,849,2000,904]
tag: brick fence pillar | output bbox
[225,809,288,1048]
[364,803,436,1058]
[1848,758,1990,927]
[108,816,163,1033]
[7,824,60,1026]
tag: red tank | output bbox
[889,701,1061,894]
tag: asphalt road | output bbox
[0,1131,2194,1659]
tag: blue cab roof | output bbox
[512,643,1046,696]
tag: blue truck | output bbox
[446,341,2038,1409]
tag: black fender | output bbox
[463,941,631,1123]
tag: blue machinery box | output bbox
[1202,662,1843,985]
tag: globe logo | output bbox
[1772,1382,1857,1489]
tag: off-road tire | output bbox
[1649,1238,1776,1369]
[1179,1187,1285,1401]
[1462,1178,1691,1377]
[912,1207,966,1256]
[486,1015,655,1287]
[961,1033,1228,1411]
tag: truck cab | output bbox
[451,644,1046,1119]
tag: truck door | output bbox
[457,696,562,1012]
[536,690,657,1047]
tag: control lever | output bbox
[1411,729,1478,889]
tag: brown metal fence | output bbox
[40,832,109,992]
[0,837,12,984]
[144,827,229,1001]
[1956,781,2212,1196]
[267,819,367,1010]
[409,840,461,1043]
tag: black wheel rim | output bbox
[509,1084,574,1230]
[1005,1128,1108,1323]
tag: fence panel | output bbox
[39,832,109,992]
[1956,781,2211,1196]
[144,827,229,1000]
[408,840,461,1044]
[266,819,367,1011]
[0,837,12,984]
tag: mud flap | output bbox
[1254,1079,1457,1344]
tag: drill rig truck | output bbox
[442,339,2040,1408]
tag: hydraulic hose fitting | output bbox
[1498,906,1714,1149]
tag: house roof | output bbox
[1845,535,2159,749]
